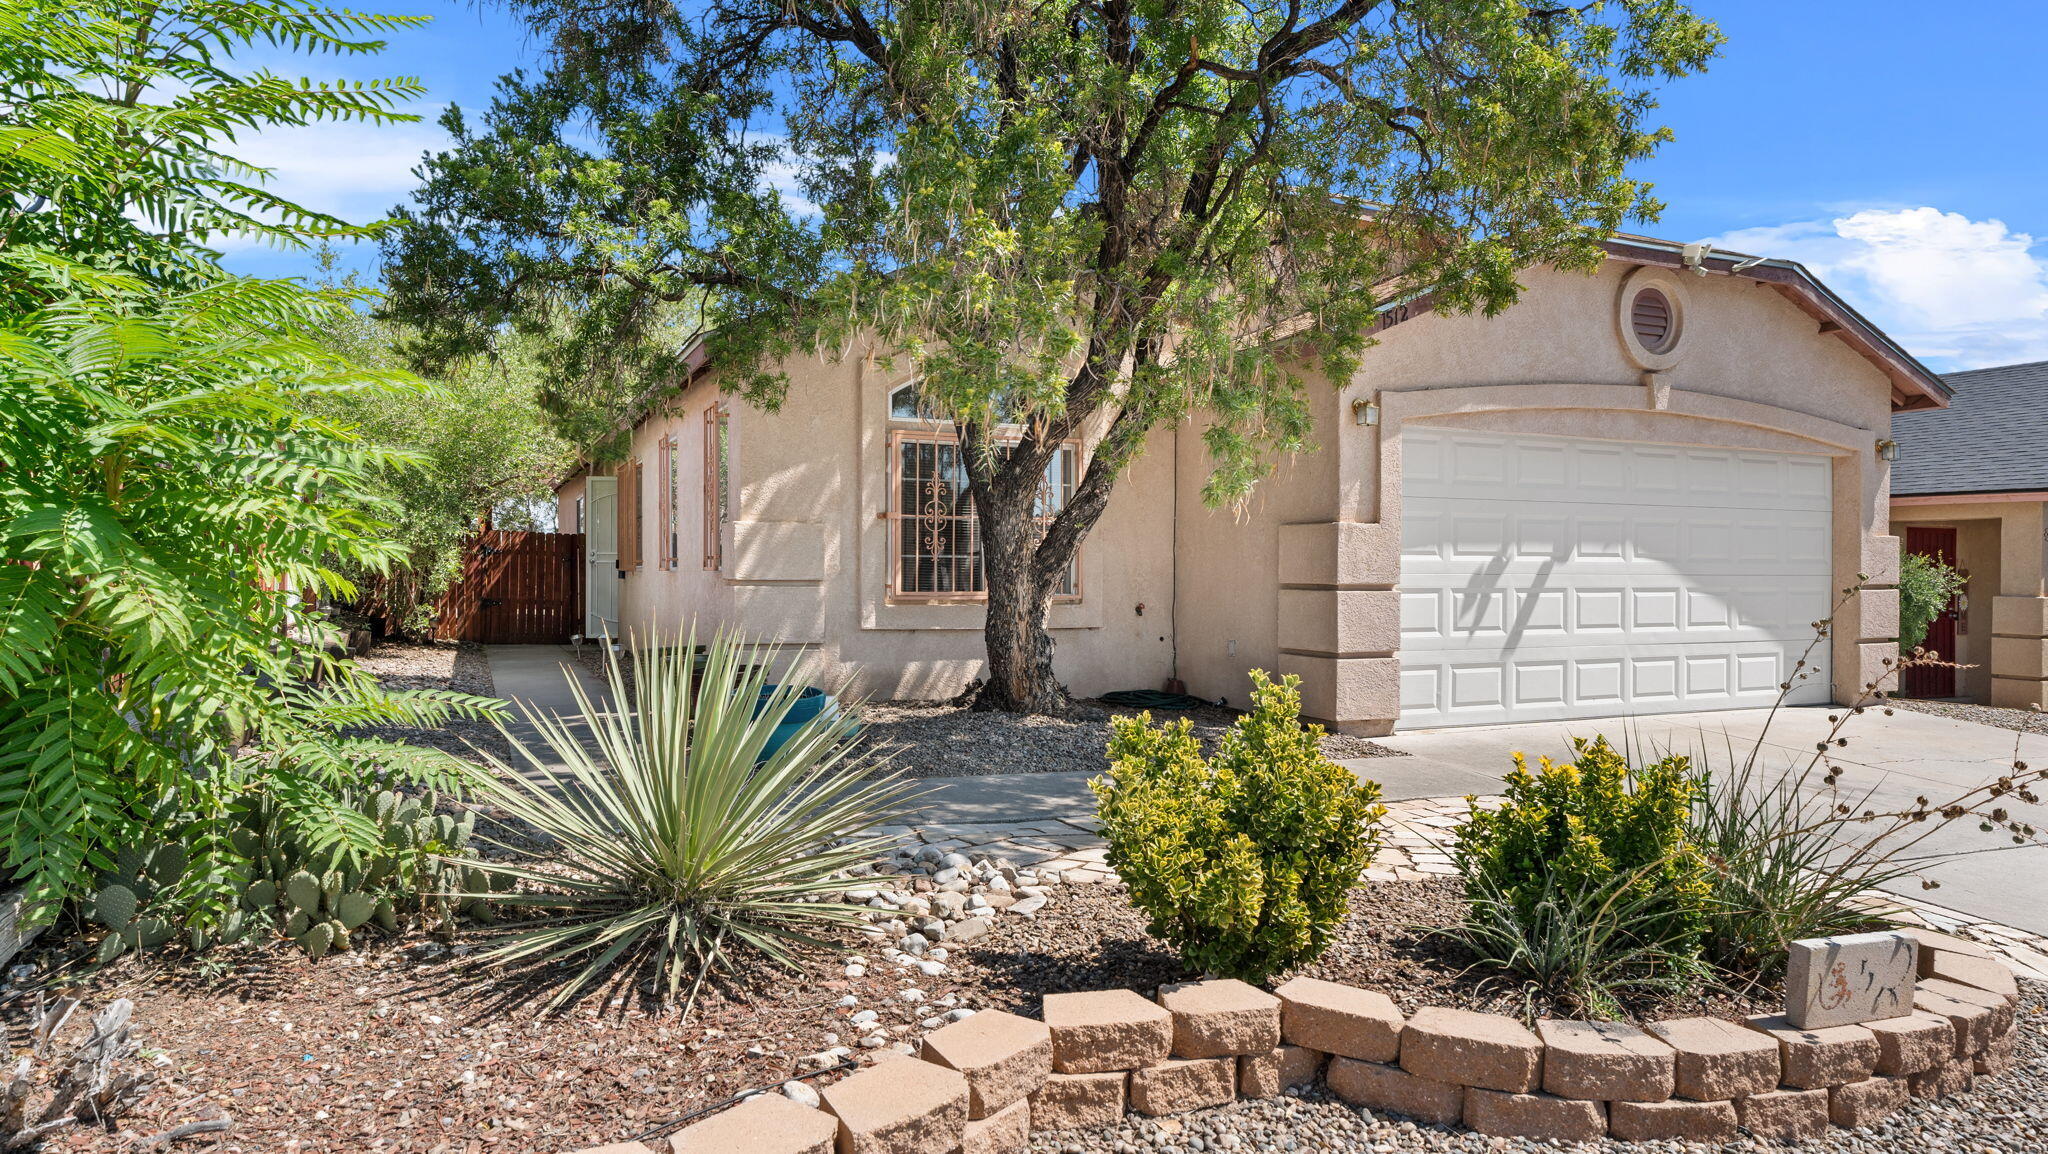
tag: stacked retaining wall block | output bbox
[575,942,2025,1152]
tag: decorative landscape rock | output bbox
[1735,1087,1831,1142]
[1325,1058,1463,1127]
[1535,1019,1674,1102]
[1237,1044,1324,1098]
[819,1055,970,1154]
[1042,989,1172,1073]
[1461,1087,1607,1142]
[1127,1057,1235,1116]
[1606,1098,1737,1142]
[1909,1055,1975,1099]
[571,947,2029,1153]
[1644,1016,1781,1101]
[919,1009,1052,1119]
[1924,950,2021,1003]
[1913,984,1997,1056]
[1272,975,1403,1062]
[1742,1015,1880,1089]
[1399,1007,1542,1094]
[1783,930,1918,1028]
[1865,1012,1955,1075]
[670,1092,838,1154]
[1975,1030,2018,1076]
[1828,1074,1910,1128]
[1156,978,1281,1058]
[959,1095,1029,1154]
[1921,976,2018,1035]
[1028,1072,1126,1130]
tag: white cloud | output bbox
[1713,207,2048,371]
[207,112,451,253]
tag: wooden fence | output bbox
[432,531,583,644]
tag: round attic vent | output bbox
[1630,287,1678,353]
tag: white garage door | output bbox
[1397,427,1833,730]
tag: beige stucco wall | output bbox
[567,256,1912,727]
[1890,498,2048,706]
[1206,259,1905,732]
[596,348,1177,701]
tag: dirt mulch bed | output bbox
[857,699,1403,779]
[349,639,515,768]
[959,879,1774,1025]
[21,877,1770,1153]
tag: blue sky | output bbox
[224,0,2048,372]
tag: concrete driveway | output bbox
[1366,705,2048,935]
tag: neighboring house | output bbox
[556,232,1949,734]
[1890,359,2048,705]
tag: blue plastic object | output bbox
[757,685,835,760]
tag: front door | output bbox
[584,476,620,638]
[1903,525,1959,698]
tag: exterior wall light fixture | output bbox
[1352,397,1380,427]
[1875,438,1900,462]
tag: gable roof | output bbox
[1370,233,1951,412]
[1892,359,2048,497]
[1600,235,1951,412]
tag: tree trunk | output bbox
[972,487,1070,714]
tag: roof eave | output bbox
[1598,237,1951,412]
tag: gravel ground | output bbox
[348,638,515,766]
[1028,986,2047,1153]
[1890,696,2048,738]
[857,700,1403,779]
[562,650,1404,777]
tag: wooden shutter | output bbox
[618,460,642,571]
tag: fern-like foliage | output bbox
[0,0,498,937]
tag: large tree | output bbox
[384,0,1721,713]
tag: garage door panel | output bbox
[1398,428,1832,730]
[1405,436,1829,512]
[1396,573,1829,650]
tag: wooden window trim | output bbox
[886,427,1081,604]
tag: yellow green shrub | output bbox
[1089,671,1386,982]
[1451,736,1711,958]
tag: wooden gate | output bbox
[432,531,584,644]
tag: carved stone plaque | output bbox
[1784,930,1919,1029]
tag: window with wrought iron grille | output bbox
[888,429,1078,601]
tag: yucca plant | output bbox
[464,628,919,1013]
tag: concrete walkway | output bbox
[1371,705,2048,934]
[480,643,615,767]
[479,644,2048,936]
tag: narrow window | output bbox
[666,433,680,569]
[703,406,728,570]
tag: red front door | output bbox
[1903,526,1959,698]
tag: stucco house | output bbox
[554,232,1950,734]
[1890,359,2048,706]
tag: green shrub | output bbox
[1090,671,1385,983]
[1451,737,1710,965]
[464,628,918,1013]
[1898,551,1966,654]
